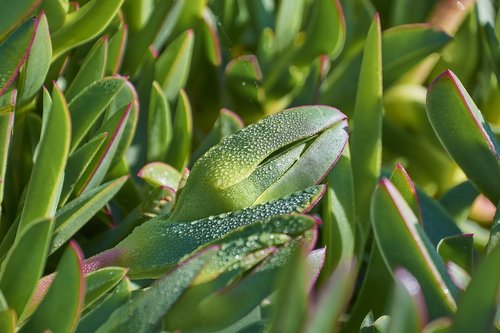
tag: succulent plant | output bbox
[0,0,498,332]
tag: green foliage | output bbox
[0,0,498,332]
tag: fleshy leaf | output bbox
[20,241,85,333]
[170,105,346,222]
[0,17,36,97]
[17,13,51,105]
[18,84,70,233]
[0,0,40,40]
[51,0,124,59]
[372,178,457,319]
[350,14,383,243]
[165,89,192,171]
[0,218,52,318]
[83,267,127,309]
[87,185,325,279]
[426,70,500,203]
[51,176,128,253]
[137,162,181,189]
[96,247,217,333]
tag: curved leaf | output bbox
[372,178,457,319]
[21,241,85,333]
[51,0,124,59]
[426,70,500,203]
[18,84,70,233]
[0,0,41,40]
[0,218,52,318]
[170,105,346,222]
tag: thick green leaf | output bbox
[146,81,172,162]
[0,17,36,96]
[321,24,450,115]
[440,181,479,223]
[350,14,383,243]
[18,85,70,233]
[137,162,181,189]
[322,152,355,278]
[274,0,305,53]
[437,234,474,274]
[372,178,457,319]
[76,104,132,194]
[170,105,346,222]
[0,112,14,220]
[17,13,51,105]
[0,0,40,40]
[225,55,264,116]
[449,246,500,333]
[0,309,15,333]
[426,70,500,203]
[121,0,171,74]
[68,77,125,150]
[165,240,300,331]
[383,24,451,86]
[40,0,67,32]
[387,269,426,333]
[155,30,194,101]
[65,36,108,101]
[340,245,393,333]
[294,0,345,64]
[165,89,192,171]
[390,163,423,223]
[51,176,128,253]
[267,247,308,333]
[76,279,131,333]
[417,188,463,247]
[51,0,124,59]
[60,132,108,205]
[192,108,244,162]
[83,267,127,309]
[304,259,356,333]
[0,218,52,318]
[96,247,216,333]
[254,120,348,204]
[106,17,127,75]
[200,7,222,66]
[87,185,325,278]
[193,214,317,284]
[21,241,85,333]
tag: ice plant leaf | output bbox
[146,81,172,163]
[137,162,181,189]
[0,17,36,97]
[390,163,423,223]
[449,246,500,333]
[350,14,383,244]
[170,105,346,222]
[154,30,194,101]
[17,13,51,105]
[68,77,125,150]
[65,36,108,101]
[0,0,40,40]
[0,112,14,220]
[0,218,52,318]
[372,178,457,319]
[304,259,356,333]
[96,247,217,333]
[51,0,124,59]
[83,267,127,309]
[386,269,427,333]
[165,89,192,171]
[87,185,325,279]
[437,234,474,274]
[76,279,131,333]
[51,176,128,253]
[294,0,345,64]
[426,70,500,203]
[18,84,70,233]
[21,241,85,333]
